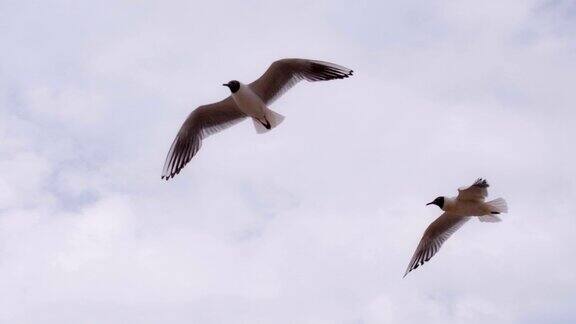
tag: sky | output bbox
[1,0,575,323]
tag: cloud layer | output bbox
[1,0,575,323]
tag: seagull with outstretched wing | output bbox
[161,58,353,180]
[404,178,508,277]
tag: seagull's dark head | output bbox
[222,80,240,93]
[426,196,445,209]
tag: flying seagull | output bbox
[161,58,353,180]
[404,178,508,277]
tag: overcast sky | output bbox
[1,0,575,323]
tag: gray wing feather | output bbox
[161,97,246,180]
[249,58,353,104]
[457,178,489,201]
[404,213,470,277]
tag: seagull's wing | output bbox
[404,213,470,277]
[457,178,489,202]
[249,58,353,105]
[161,97,246,180]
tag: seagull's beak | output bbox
[222,83,229,87]
[426,202,434,206]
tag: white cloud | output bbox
[1,0,575,323]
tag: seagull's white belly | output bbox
[231,85,267,119]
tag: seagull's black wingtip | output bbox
[473,178,489,188]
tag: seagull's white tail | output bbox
[252,108,285,134]
[479,198,507,222]
[479,215,502,222]
[487,197,508,214]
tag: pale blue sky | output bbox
[1,1,575,323]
